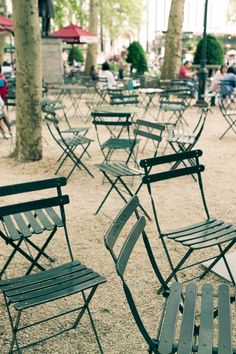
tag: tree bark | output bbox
[161,0,185,79]
[84,0,99,74]
[12,0,42,161]
[0,0,7,63]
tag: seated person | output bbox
[99,61,116,89]
[178,61,196,80]
[178,61,196,97]
[210,65,228,92]
[220,66,236,99]
[89,65,99,81]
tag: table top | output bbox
[50,84,88,92]
[138,88,164,94]
[93,104,142,114]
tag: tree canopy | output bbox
[126,41,148,74]
[194,34,224,65]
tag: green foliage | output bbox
[100,0,143,41]
[126,41,148,74]
[54,0,87,28]
[193,35,224,65]
[68,46,84,65]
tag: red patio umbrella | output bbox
[0,16,13,32]
[50,24,98,44]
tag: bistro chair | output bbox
[104,195,236,353]
[140,149,236,289]
[95,119,165,219]
[218,95,236,139]
[91,110,136,164]
[44,108,94,180]
[0,177,73,278]
[167,107,208,171]
[0,177,106,353]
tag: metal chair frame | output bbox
[0,177,106,353]
[94,119,165,220]
[104,195,236,354]
[44,110,94,180]
[91,111,136,164]
[167,107,208,171]
[140,149,236,289]
[0,177,73,278]
[218,96,236,139]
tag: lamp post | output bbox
[146,0,149,53]
[197,0,209,105]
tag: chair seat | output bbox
[61,127,89,134]
[101,138,137,150]
[60,135,93,147]
[164,217,236,250]
[97,162,141,177]
[160,104,185,112]
[0,260,106,310]
[157,282,235,354]
[168,133,195,144]
[3,207,63,241]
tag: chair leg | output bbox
[73,287,104,354]
[4,293,22,354]
[219,118,236,139]
[0,233,45,278]
[97,171,151,220]
[199,240,236,284]
[158,247,193,292]
[25,227,57,275]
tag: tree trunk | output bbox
[84,0,99,74]
[161,0,185,79]
[12,0,42,161]
[0,0,7,63]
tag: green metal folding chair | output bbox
[0,177,73,278]
[0,177,106,353]
[167,107,208,171]
[44,109,94,180]
[91,110,136,164]
[95,119,165,219]
[41,98,90,136]
[218,96,236,139]
[109,92,139,106]
[104,195,236,354]
[158,88,191,127]
[140,149,236,289]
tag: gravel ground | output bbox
[0,94,235,353]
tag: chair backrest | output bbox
[110,93,139,106]
[0,177,74,260]
[140,149,210,234]
[91,111,133,147]
[190,107,208,144]
[171,107,208,149]
[104,195,168,350]
[97,77,108,91]
[41,98,72,128]
[43,107,64,146]
[131,119,165,162]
